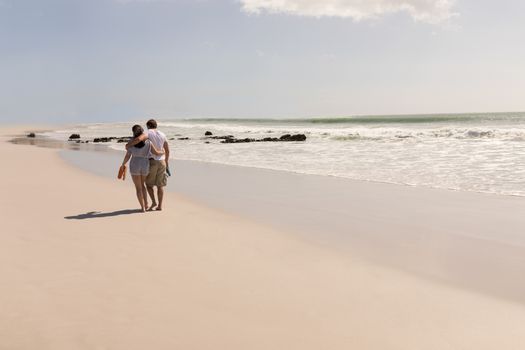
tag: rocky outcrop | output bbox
[221,134,307,144]
[205,131,213,136]
[221,137,255,144]
[260,137,280,142]
[279,134,307,141]
[207,135,234,140]
[93,137,113,143]
[80,133,306,146]
[93,136,131,143]
[27,133,36,138]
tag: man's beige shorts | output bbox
[146,159,167,187]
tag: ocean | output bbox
[44,112,525,196]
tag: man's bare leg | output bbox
[156,187,164,211]
[146,185,157,211]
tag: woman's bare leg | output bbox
[140,175,149,210]
[131,175,146,212]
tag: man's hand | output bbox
[125,133,148,150]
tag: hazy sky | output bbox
[1,0,525,122]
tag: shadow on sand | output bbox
[65,209,143,220]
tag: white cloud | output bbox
[239,0,458,24]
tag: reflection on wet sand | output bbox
[10,135,119,153]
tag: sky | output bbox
[1,0,525,123]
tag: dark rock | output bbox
[221,133,306,144]
[279,134,306,141]
[92,136,120,143]
[221,138,255,144]
[178,137,190,140]
[260,137,280,142]
[27,133,36,138]
[69,134,80,139]
[116,137,131,143]
[205,141,210,144]
[169,138,175,140]
[289,134,307,141]
[208,135,234,140]
[205,131,213,136]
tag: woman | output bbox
[121,125,164,212]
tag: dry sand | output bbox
[2,126,525,349]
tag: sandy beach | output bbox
[2,126,525,350]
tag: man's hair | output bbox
[146,119,157,129]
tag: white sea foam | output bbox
[45,113,525,196]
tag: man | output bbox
[126,119,170,211]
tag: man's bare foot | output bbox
[141,207,146,213]
[147,203,157,211]
[156,207,162,211]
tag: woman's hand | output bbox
[122,151,132,166]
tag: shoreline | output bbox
[11,132,525,199]
[8,129,525,305]
[3,125,525,349]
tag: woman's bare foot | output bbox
[156,206,162,211]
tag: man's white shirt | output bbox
[147,129,167,161]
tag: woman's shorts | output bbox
[130,157,150,176]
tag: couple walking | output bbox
[121,119,171,212]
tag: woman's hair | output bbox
[132,124,146,148]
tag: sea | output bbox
[43,112,525,196]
